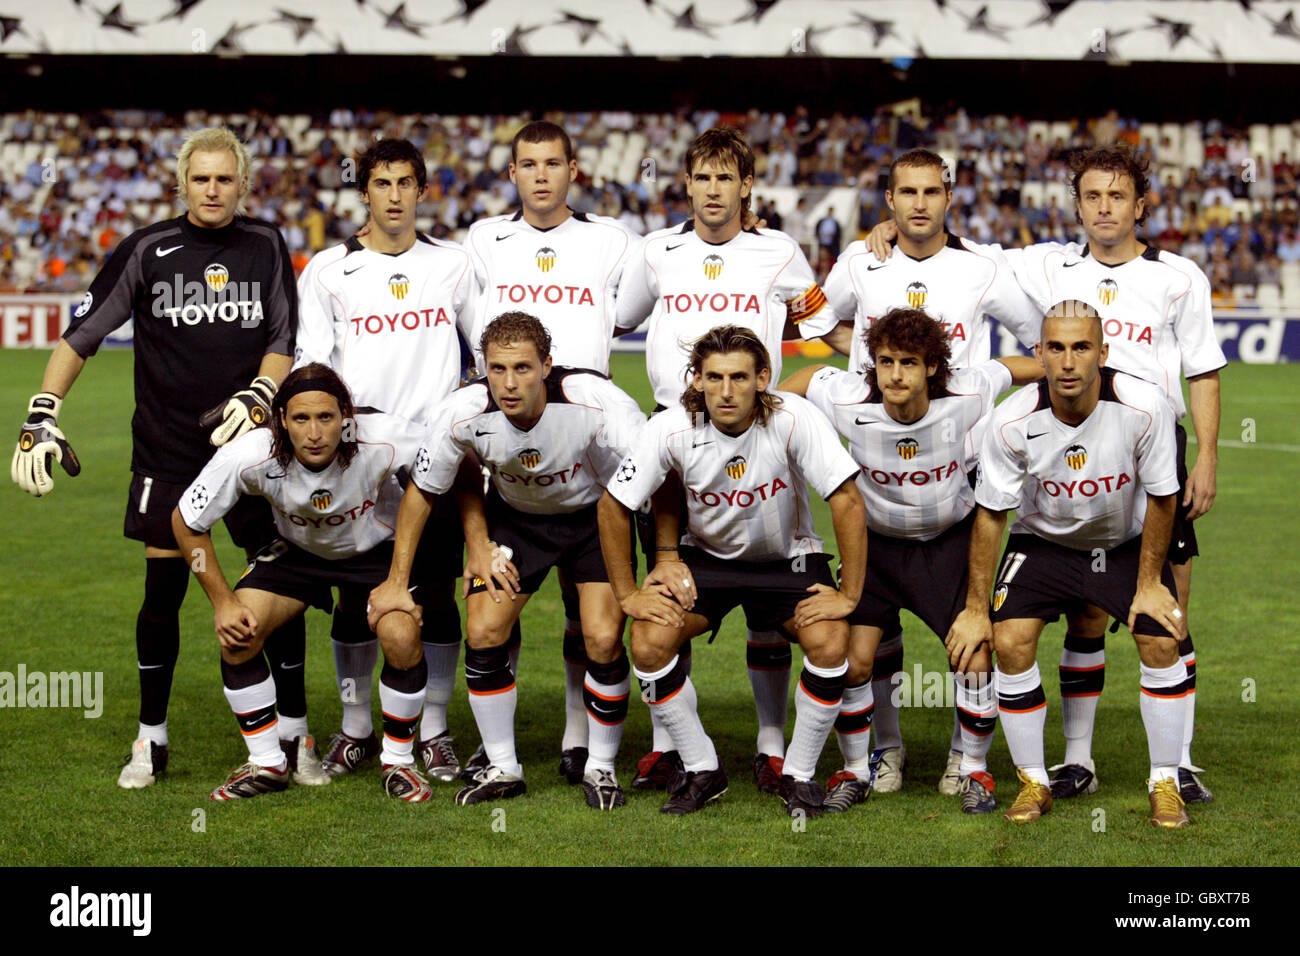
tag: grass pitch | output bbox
[0,348,1296,866]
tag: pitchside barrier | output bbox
[2,293,1296,363]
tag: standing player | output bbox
[947,302,1192,829]
[827,149,1042,796]
[172,364,435,801]
[614,127,847,795]
[995,146,1223,803]
[11,127,318,789]
[463,121,639,783]
[295,138,475,783]
[598,326,867,817]
[780,308,1043,813]
[367,314,647,808]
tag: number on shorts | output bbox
[996,551,1027,586]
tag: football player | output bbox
[598,325,867,817]
[11,127,317,790]
[171,364,433,801]
[367,313,646,808]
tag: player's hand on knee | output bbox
[1128,583,1184,640]
[944,608,992,671]
[367,578,418,631]
[12,393,81,497]
[214,598,258,649]
[867,220,898,261]
[463,541,519,603]
[643,559,696,610]
[793,583,854,628]
[621,588,685,628]
[200,376,276,447]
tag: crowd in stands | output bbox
[3,106,1299,308]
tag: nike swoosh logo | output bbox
[496,235,512,242]
[866,262,887,271]
[138,664,166,670]
[343,266,364,275]
[1027,432,1047,440]
[1063,261,1082,268]
[155,245,183,257]
[691,440,714,447]
[475,430,493,437]
[265,471,287,480]
[854,417,878,425]
[1177,540,1186,549]
[666,243,685,251]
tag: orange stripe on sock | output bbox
[1060,691,1103,698]
[468,682,517,697]
[648,685,682,705]
[1060,664,1106,672]
[239,718,277,736]
[1140,687,1193,699]
[582,684,629,703]
[998,702,1047,714]
[799,679,841,707]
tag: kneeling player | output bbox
[173,364,434,802]
[599,326,866,817]
[947,302,1191,829]
[368,313,647,808]
[782,307,1043,813]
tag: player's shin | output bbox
[635,653,717,772]
[784,659,847,781]
[1139,659,1190,786]
[747,629,791,758]
[1178,634,1197,767]
[464,643,521,776]
[136,557,189,735]
[583,650,630,772]
[419,586,461,737]
[380,659,428,766]
[331,608,377,738]
[834,680,875,778]
[996,664,1049,784]
[647,639,691,752]
[221,655,285,769]
[562,625,590,751]
[265,615,308,741]
[955,672,997,775]
[871,630,905,750]
[1060,633,1105,768]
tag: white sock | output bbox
[584,664,630,773]
[1179,638,1197,767]
[783,659,847,782]
[468,686,521,777]
[380,675,425,767]
[562,625,589,752]
[996,664,1048,785]
[746,628,791,758]
[871,630,904,750]
[332,637,377,738]
[956,673,996,776]
[636,656,716,772]
[278,714,308,742]
[138,720,167,747]
[1140,660,1189,785]
[224,676,285,769]
[834,680,874,777]
[1060,636,1105,767]
[419,642,459,740]
[649,649,690,753]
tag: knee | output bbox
[630,623,675,673]
[378,612,423,669]
[800,623,848,670]
[583,629,626,665]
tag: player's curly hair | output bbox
[511,120,574,164]
[681,325,782,425]
[1069,143,1151,226]
[480,311,553,362]
[683,127,755,220]
[865,308,953,399]
[176,127,251,214]
[888,148,952,194]
[270,363,359,471]
[356,138,428,194]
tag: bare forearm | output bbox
[171,513,234,608]
[1138,494,1176,588]
[651,472,685,561]
[598,492,639,602]
[256,352,293,387]
[777,364,827,397]
[997,355,1046,386]
[40,340,87,397]
[828,483,867,603]
[1187,371,1220,464]
[820,322,855,357]
[389,482,434,585]
[965,507,1008,610]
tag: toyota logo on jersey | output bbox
[389,274,410,300]
[204,263,229,292]
[536,247,556,273]
[310,488,333,511]
[725,455,747,480]
[703,254,724,280]
[906,281,927,308]
[518,448,542,470]
[1065,444,1088,470]
[896,437,920,460]
[1097,278,1118,306]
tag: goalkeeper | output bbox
[9,127,321,791]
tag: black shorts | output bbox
[1169,423,1199,565]
[465,495,611,597]
[236,539,396,613]
[680,546,836,639]
[848,511,974,639]
[125,472,274,554]
[990,533,1179,637]
[411,488,466,587]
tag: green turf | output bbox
[0,348,1296,865]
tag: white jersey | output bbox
[609,393,859,562]
[1004,242,1225,419]
[413,368,646,515]
[824,234,1041,374]
[178,412,424,560]
[615,222,838,408]
[977,368,1179,552]
[295,235,475,426]
[465,210,636,375]
[806,361,1012,541]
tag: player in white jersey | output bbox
[463,121,639,786]
[171,364,438,802]
[598,326,867,817]
[366,314,646,808]
[614,127,849,795]
[995,146,1223,804]
[781,308,1043,813]
[295,139,475,784]
[946,302,1193,829]
[825,149,1041,374]
[826,150,1043,796]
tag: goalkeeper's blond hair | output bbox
[175,127,252,214]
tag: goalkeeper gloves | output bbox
[11,392,81,497]
[200,376,277,447]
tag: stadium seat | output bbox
[1256,283,1281,311]
[1232,284,1256,302]
[1281,281,1300,310]
[1232,198,1254,221]
[1139,123,1160,148]
[1020,180,1045,207]
[1048,121,1072,145]
[1159,122,1182,153]
[488,143,511,173]
[1249,123,1272,164]
[1182,137,1204,170]
[1044,181,1071,210]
